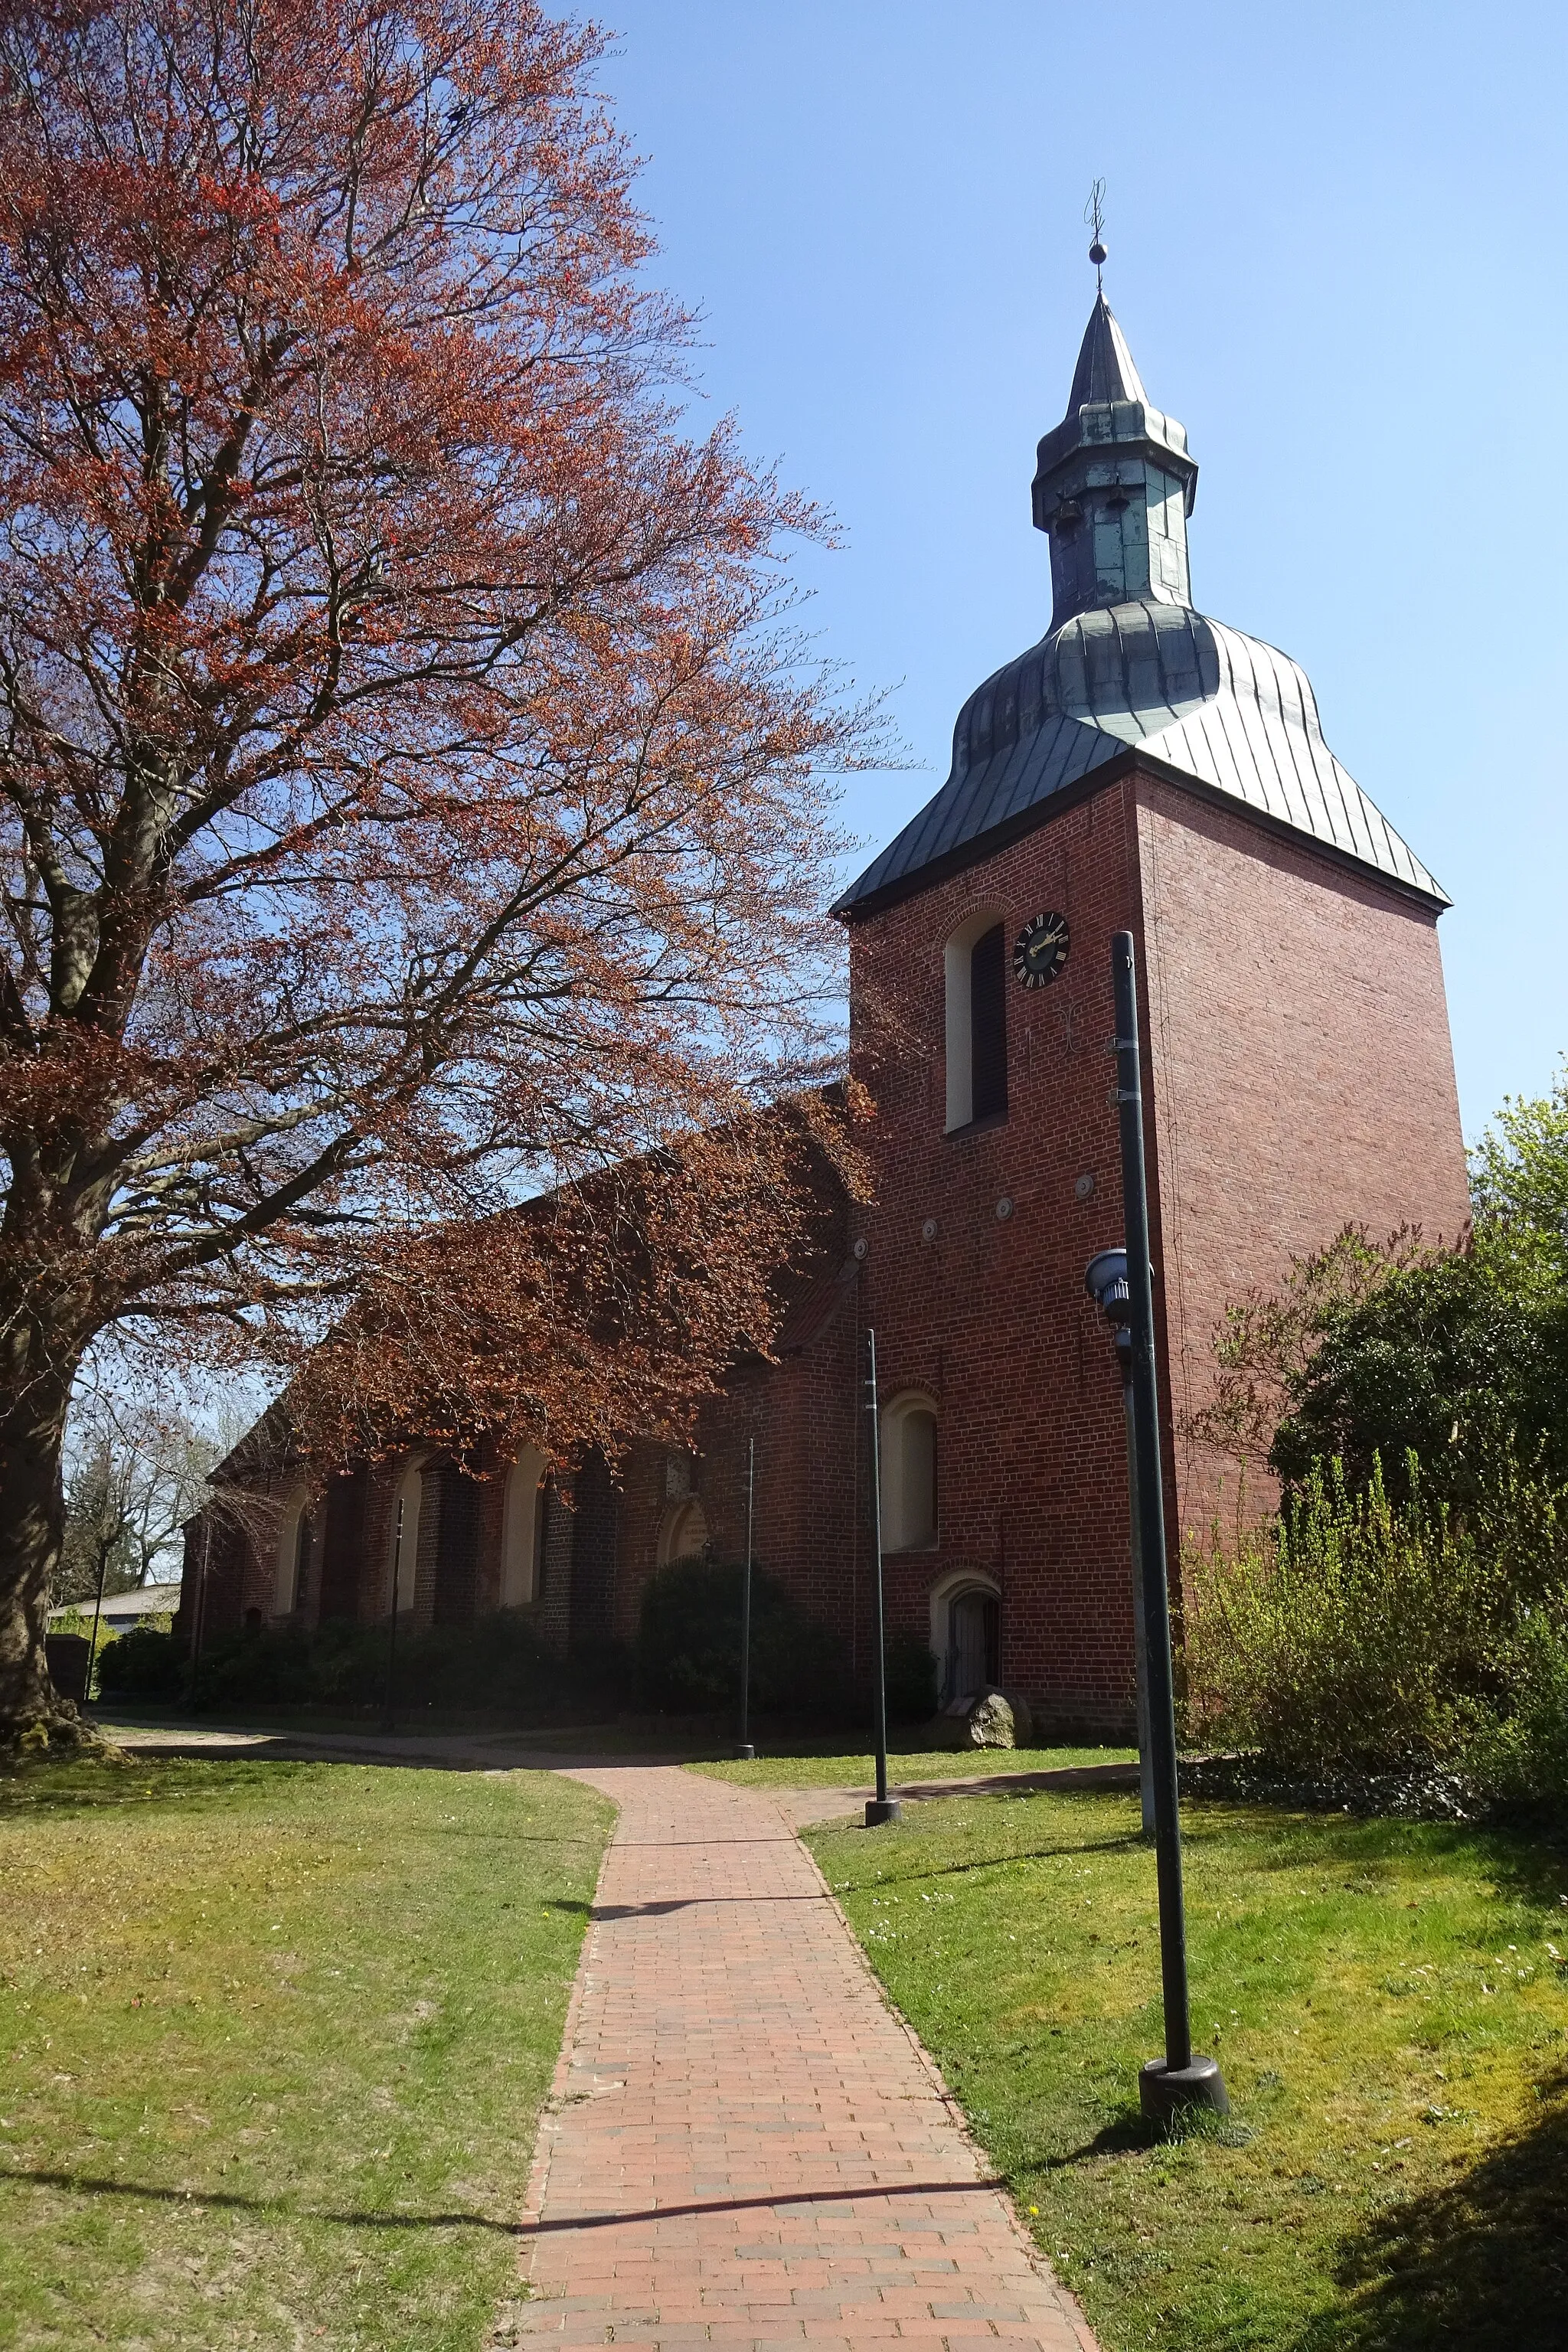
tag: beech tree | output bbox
[0,0,862,1746]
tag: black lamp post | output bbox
[736,1435,756,1759]
[863,1327,900,1828]
[1085,929,1227,2122]
[1083,1246,1155,1841]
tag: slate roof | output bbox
[835,299,1446,916]
[836,598,1446,912]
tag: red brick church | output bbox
[183,294,1470,1732]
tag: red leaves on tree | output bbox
[0,0,872,1726]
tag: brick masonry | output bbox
[183,757,1469,1736]
[501,1761,1099,2350]
[832,763,1468,1728]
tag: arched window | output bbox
[943,910,1008,1131]
[273,1491,311,1615]
[500,1446,547,1607]
[385,1456,424,1615]
[880,1393,939,1552]
[657,1496,710,1566]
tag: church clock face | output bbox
[1013,910,1070,989]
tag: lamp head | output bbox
[1084,1248,1132,1360]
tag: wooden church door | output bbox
[949,1589,999,1701]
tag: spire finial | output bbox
[1085,178,1107,297]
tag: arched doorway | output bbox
[932,1579,999,1706]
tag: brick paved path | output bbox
[502,1764,1099,2349]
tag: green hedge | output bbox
[632,1560,936,1725]
[94,1622,188,1703]
[93,1570,936,1732]
[635,1559,848,1718]
[96,1609,614,1717]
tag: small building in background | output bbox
[50,1582,183,1636]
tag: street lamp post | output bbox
[1083,1246,1155,1840]
[83,1537,112,1714]
[737,1435,756,1759]
[1086,929,1227,2122]
[186,1513,214,1711]
[863,1328,900,1828]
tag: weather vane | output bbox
[1085,178,1108,296]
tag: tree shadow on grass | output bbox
[1178,1804,1568,1913]
[1292,2071,1568,2352]
[837,1833,1145,1896]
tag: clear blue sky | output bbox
[600,0,1566,1138]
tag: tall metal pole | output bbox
[1112,931,1227,2118]
[382,1496,404,1735]
[1119,1370,1156,1838]
[737,1436,756,1759]
[83,1539,111,1712]
[863,1329,900,1827]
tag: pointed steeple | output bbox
[831,265,1449,920]
[1065,294,1148,409]
[1031,296,1197,630]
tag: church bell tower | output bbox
[833,263,1470,1734]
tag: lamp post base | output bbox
[734,1743,756,1759]
[1138,2054,1229,2121]
[864,1798,903,1828]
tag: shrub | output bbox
[1180,1457,1524,1775]
[1468,1604,1568,1811]
[181,1609,610,1717]
[96,1623,187,1704]
[635,1559,848,1718]
[1269,1253,1568,1509]
[884,1629,939,1723]
[189,1625,315,1709]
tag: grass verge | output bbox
[806,1785,1568,2351]
[688,1742,1132,1788]
[0,1756,610,2350]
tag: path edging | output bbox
[779,1791,1101,2347]
[487,1781,620,2347]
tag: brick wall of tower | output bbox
[847,773,1147,1731]
[1130,773,1472,1545]
[842,760,1470,1732]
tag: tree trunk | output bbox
[0,1351,101,1756]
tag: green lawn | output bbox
[0,1756,611,2350]
[807,1785,1568,2351]
[689,1742,1133,1788]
